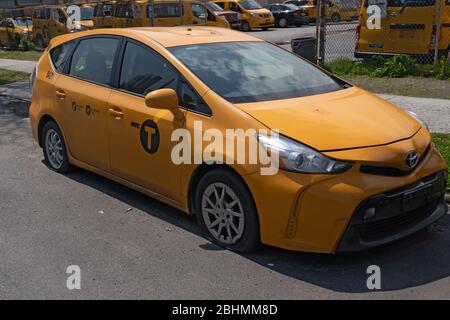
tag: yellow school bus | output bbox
[32,5,94,47]
[356,0,450,59]
[93,0,230,28]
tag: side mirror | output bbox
[145,88,179,110]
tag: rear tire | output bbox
[241,20,251,32]
[42,121,72,173]
[331,13,341,23]
[194,168,260,253]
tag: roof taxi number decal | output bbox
[140,119,160,154]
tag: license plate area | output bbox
[402,184,433,212]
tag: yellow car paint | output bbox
[30,27,448,254]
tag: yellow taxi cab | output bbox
[356,0,450,60]
[211,0,274,31]
[0,16,32,49]
[32,5,94,47]
[285,0,359,22]
[93,0,230,28]
[29,27,448,253]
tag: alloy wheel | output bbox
[201,182,245,245]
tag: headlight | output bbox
[406,111,429,131]
[257,133,353,174]
[22,29,29,34]
[251,13,259,17]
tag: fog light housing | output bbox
[363,207,376,220]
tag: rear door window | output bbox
[153,3,184,17]
[69,37,120,85]
[50,40,76,72]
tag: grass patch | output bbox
[0,50,42,61]
[326,56,450,80]
[0,68,29,85]
[432,133,450,192]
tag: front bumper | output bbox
[243,142,448,254]
[337,171,447,253]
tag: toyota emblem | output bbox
[405,151,420,169]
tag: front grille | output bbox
[224,13,239,22]
[260,14,271,18]
[360,165,411,176]
[359,145,431,177]
[358,199,438,242]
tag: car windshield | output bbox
[285,3,299,9]
[80,7,94,20]
[207,2,225,11]
[170,42,344,103]
[240,0,263,10]
[14,19,33,26]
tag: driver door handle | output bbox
[108,108,124,119]
[55,89,66,99]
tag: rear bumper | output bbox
[337,171,448,253]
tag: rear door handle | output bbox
[108,108,124,119]
[55,89,66,99]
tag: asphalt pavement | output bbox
[0,93,450,299]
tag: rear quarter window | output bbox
[50,41,76,73]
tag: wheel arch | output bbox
[187,163,257,217]
[37,114,58,147]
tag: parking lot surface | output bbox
[0,95,449,299]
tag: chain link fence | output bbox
[317,0,449,67]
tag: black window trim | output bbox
[112,37,212,117]
[61,34,124,89]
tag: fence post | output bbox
[316,0,326,66]
[434,0,442,66]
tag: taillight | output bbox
[356,24,361,40]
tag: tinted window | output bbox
[153,3,184,17]
[116,4,133,17]
[180,80,211,115]
[119,42,178,96]
[215,2,226,9]
[69,38,119,85]
[229,2,240,11]
[170,42,343,103]
[192,3,207,19]
[50,41,76,72]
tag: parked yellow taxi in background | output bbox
[356,0,450,59]
[285,0,359,23]
[0,16,32,48]
[93,0,230,29]
[211,0,274,31]
[30,27,448,254]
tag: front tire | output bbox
[278,18,288,28]
[195,168,260,253]
[42,121,72,173]
[241,20,251,32]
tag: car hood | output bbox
[234,87,421,152]
[248,8,272,14]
